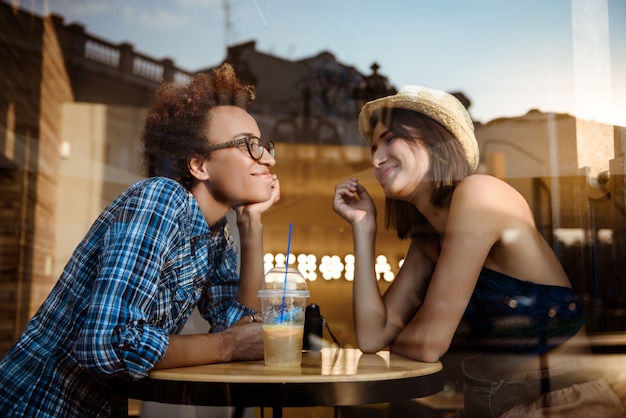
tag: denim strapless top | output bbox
[462,267,584,354]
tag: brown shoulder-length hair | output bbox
[368,108,473,239]
[141,63,255,191]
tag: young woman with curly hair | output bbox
[0,63,279,417]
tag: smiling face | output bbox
[370,120,431,202]
[200,105,276,206]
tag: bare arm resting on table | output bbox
[333,179,441,358]
[154,320,263,369]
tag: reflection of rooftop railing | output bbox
[52,14,192,85]
[84,39,120,67]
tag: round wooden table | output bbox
[125,347,444,418]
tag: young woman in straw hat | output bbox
[333,86,625,417]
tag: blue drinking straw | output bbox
[280,223,293,322]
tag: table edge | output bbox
[147,360,443,383]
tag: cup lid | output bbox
[258,289,310,298]
[264,266,308,291]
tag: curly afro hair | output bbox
[141,63,255,191]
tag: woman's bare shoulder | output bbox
[455,174,526,209]
[457,174,515,193]
[449,174,535,239]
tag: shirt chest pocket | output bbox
[149,265,204,330]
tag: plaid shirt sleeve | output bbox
[197,222,255,332]
[73,179,187,380]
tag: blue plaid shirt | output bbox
[0,177,253,417]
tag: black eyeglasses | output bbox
[206,136,275,161]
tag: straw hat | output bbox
[358,85,479,172]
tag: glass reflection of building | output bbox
[1,0,625,379]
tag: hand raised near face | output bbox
[333,178,377,228]
[235,174,280,223]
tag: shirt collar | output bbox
[186,192,212,239]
